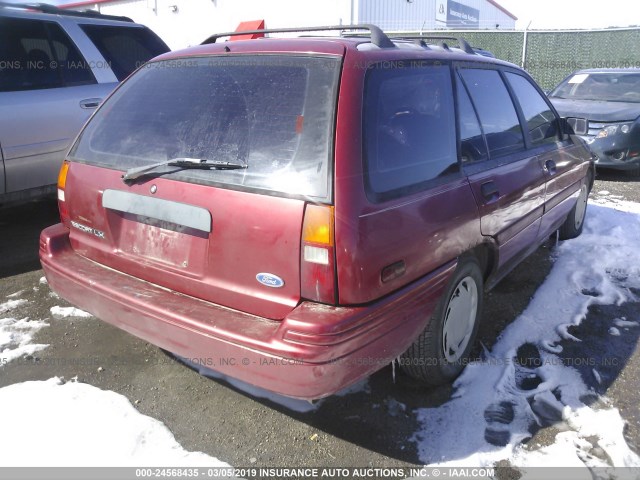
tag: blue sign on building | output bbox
[447,0,480,28]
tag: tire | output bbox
[558,170,592,240]
[399,256,484,386]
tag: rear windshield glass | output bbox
[79,25,169,80]
[550,72,640,103]
[70,55,341,200]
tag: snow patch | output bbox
[50,306,93,318]
[0,378,231,467]
[613,318,639,328]
[0,299,27,315]
[0,316,49,365]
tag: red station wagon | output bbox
[40,25,594,400]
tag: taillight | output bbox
[300,204,337,304]
[57,160,71,226]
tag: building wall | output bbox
[358,0,435,31]
[71,0,514,50]
[357,0,515,31]
[94,0,353,49]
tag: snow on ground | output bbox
[0,298,27,315]
[413,198,640,469]
[1,291,92,367]
[50,305,93,318]
[0,298,48,365]
[0,377,231,467]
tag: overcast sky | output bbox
[6,0,640,30]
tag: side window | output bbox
[458,68,525,159]
[0,17,94,92]
[80,25,169,81]
[364,63,459,201]
[456,76,488,163]
[48,23,95,86]
[505,72,559,147]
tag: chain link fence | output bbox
[390,28,640,90]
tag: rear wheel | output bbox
[399,256,483,386]
[558,170,592,240]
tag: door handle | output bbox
[480,181,499,202]
[80,98,102,109]
[544,159,557,175]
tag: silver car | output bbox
[0,2,169,206]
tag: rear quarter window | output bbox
[364,62,459,202]
[79,24,169,80]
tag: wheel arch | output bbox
[464,241,498,288]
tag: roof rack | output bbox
[0,1,134,22]
[201,24,396,49]
[390,35,476,55]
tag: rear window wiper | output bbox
[122,157,247,183]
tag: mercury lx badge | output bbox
[71,220,105,239]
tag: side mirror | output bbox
[562,117,589,136]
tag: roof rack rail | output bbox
[201,24,395,49]
[390,35,475,55]
[0,1,134,22]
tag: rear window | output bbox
[70,55,341,200]
[79,24,169,80]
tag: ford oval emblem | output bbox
[256,273,285,288]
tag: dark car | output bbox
[40,26,593,400]
[549,69,640,176]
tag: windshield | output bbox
[550,72,640,103]
[70,55,341,200]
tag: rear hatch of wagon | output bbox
[60,53,341,320]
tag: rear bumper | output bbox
[40,223,454,399]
